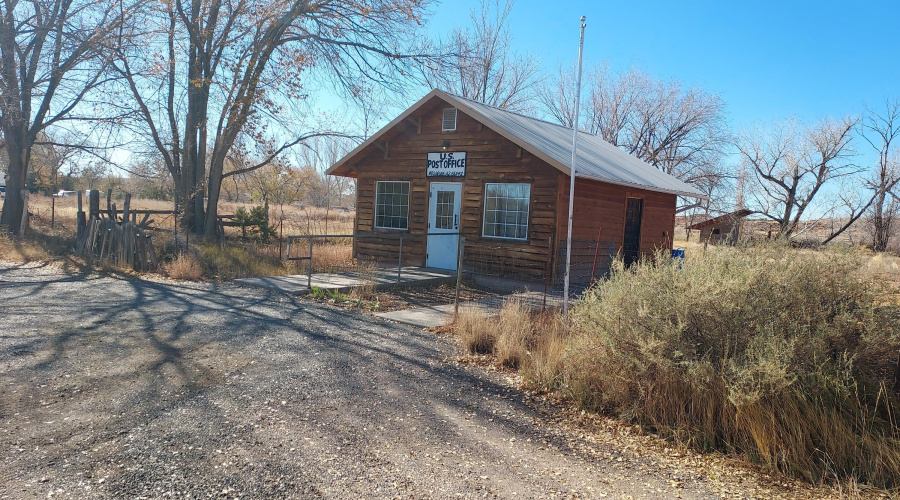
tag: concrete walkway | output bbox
[234,267,456,295]
[375,290,564,328]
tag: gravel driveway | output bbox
[0,262,793,499]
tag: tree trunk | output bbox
[203,161,224,240]
[873,190,887,251]
[0,127,31,235]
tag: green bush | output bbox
[233,205,275,242]
[567,245,900,487]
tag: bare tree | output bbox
[0,0,131,234]
[539,64,729,195]
[860,99,900,251]
[422,0,539,112]
[536,64,579,127]
[737,117,866,240]
[111,0,436,239]
[295,134,356,208]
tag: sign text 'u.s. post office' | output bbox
[426,152,466,177]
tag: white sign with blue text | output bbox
[426,152,467,177]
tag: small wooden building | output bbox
[686,209,753,244]
[327,90,706,282]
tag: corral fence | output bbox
[283,232,622,312]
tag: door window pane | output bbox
[435,190,456,230]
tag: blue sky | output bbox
[425,0,900,130]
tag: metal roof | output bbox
[686,209,755,230]
[328,89,708,199]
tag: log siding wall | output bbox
[347,96,677,282]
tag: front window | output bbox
[482,183,530,240]
[374,181,409,229]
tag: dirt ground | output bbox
[0,261,880,499]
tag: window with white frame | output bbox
[374,181,410,229]
[482,183,531,240]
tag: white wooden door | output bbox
[426,182,462,270]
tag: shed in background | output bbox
[687,209,754,244]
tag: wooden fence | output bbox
[75,190,167,271]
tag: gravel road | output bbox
[0,262,815,499]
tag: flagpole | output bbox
[563,16,586,318]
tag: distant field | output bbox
[23,194,355,238]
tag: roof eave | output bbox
[575,172,710,200]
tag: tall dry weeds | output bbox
[454,306,495,354]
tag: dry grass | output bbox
[493,301,532,368]
[452,301,571,375]
[309,242,354,272]
[454,306,496,355]
[519,313,569,391]
[162,253,203,280]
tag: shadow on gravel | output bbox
[0,271,584,497]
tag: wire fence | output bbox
[281,232,622,313]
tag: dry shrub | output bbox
[454,305,495,355]
[453,300,572,376]
[163,253,203,280]
[520,312,569,390]
[567,244,900,488]
[494,300,532,368]
[193,241,311,280]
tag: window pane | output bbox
[482,183,530,240]
[375,181,410,229]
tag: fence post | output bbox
[122,193,131,224]
[397,234,403,282]
[543,236,552,311]
[19,190,29,236]
[76,190,86,241]
[590,227,603,283]
[51,195,55,229]
[453,235,465,323]
[307,237,313,289]
[89,189,100,219]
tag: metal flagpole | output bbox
[563,16,587,318]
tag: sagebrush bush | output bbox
[568,245,900,487]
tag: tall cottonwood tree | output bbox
[422,0,539,112]
[0,0,129,233]
[112,0,435,238]
[861,100,900,251]
[737,117,865,240]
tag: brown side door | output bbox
[623,198,643,266]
